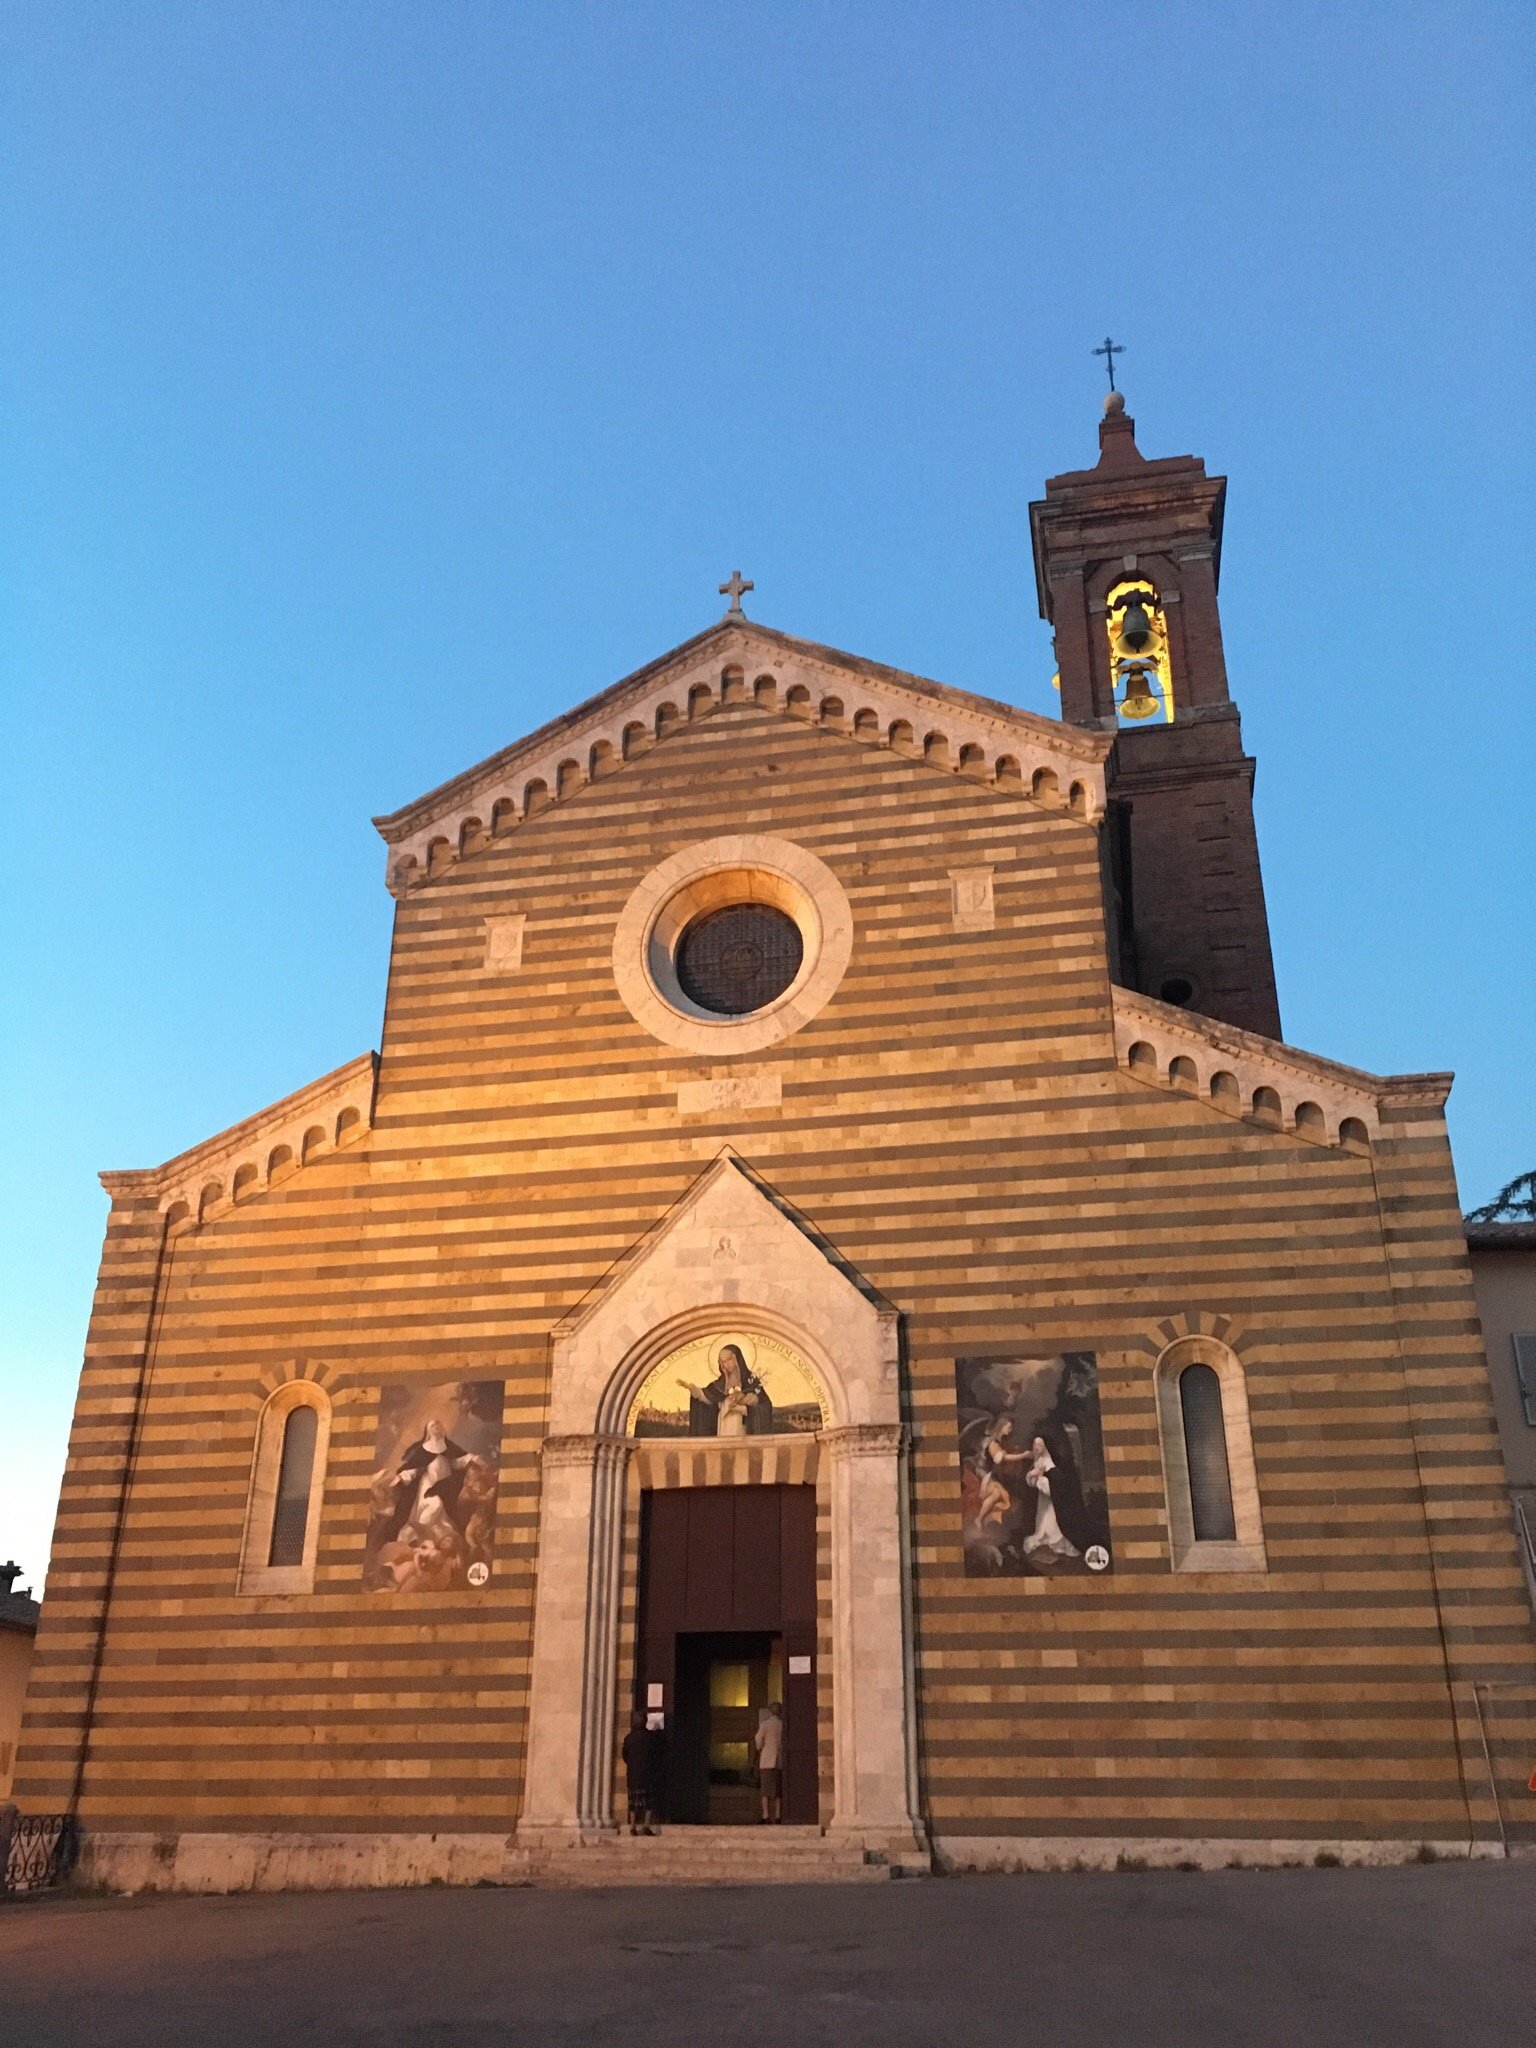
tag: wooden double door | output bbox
[636,1485,818,1825]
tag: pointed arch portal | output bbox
[517,1152,924,1856]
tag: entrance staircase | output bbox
[503,1824,929,1886]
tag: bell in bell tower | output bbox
[1029,385,1283,1040]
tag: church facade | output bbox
[16,398,1535,1887]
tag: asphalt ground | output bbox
[1,1859,1533,2047]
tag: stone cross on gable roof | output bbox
[719,569,753,619]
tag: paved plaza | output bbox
[1,1859,1533,2047]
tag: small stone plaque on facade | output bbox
[949,867,995,933]
[676,1071,782,1117]
[482,913,526,973]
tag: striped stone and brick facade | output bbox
[14,409,1534,1888]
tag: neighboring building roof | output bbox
[1466,1221,1536,1251]
[0,1567,39,1635]
[1465,1171,1536,1249]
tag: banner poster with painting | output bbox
[955,1352,1112,1577]
[363,1380,505,1594]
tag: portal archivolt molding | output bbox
[518,1150,922,1854]
[548,1151,900,1440]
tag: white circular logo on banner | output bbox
[467,1561,490,1588]
[1085,1546,1110,1573]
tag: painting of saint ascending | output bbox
[363,1380,504,1593]
[955,1353,1112,1576]
[628,1332,824,1438]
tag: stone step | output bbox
[508,1855,892,1888]
[503,1826,930,1887]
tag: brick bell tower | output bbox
[1030,390,1282,1040]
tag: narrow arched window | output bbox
[267,1404,319,1566]
[1154,1336,1266,1572]
[239,1383,331,1594]
[1179,1363,1237,1541]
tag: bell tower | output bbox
[1030,392,1282,1040]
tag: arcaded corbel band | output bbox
[98,1051,378,1232]
[1112,986,1453,1152]
[372,620,1114,895]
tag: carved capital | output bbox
[819,1422,907,1460]
[541,1432,632,1472]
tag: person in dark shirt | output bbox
[621,1712,657,1835]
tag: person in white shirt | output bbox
[754,1702,785,1823]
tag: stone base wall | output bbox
[932,1834,1503,1874]
[72,1824,1521,1894]
[76,1829,508,1895]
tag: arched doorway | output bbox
[515,1153,923,1861]
[628,1328,826,1825]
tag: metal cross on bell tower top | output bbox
[719,569,754,619]
[1093,336,1125,392]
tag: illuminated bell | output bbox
[1119,667,1159,720]
[1116,599,1155,655]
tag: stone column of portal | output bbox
[516,1433,632,1845]
[822,1423,926,1856]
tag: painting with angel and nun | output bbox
[955,1352,1113,1577]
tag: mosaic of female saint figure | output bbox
[678,1342,775,1436]
[955,1353,1112,1577]
[628,1333,823,1439]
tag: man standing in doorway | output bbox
[754,1701,784,1824]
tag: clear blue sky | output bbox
[3,2,1532,1587]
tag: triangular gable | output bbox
[372,619,1112,896]
[545,1147,900,1438]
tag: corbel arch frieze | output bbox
[99,1051,378,1236]
[1113,988,1392,1151]
[378,632,1112,897]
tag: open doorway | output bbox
[637,1486,817,1825]
[671,1631,781,1824]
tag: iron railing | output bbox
[0,1813,78,1896]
